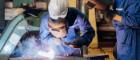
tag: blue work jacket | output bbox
[40,8,94,56]
[113,0,140,60]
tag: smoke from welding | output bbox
[11,36,55,59]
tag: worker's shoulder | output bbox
[68,7,86,19]
[68,7,85,16]
[41,11,49,19]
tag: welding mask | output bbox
[48,18,67,38]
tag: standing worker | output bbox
[84,0,140,60]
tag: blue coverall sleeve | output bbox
[119,1,140,28]
[72,15,95,47]
[39,12,53,42]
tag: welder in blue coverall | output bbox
[40,0,94,56]
[84,0,140,60]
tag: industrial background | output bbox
[1,0,115,60]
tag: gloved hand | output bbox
[64,42,79,48]
[64,38,82,48]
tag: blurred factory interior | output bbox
[1,0,116,60]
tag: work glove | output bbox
[64,38,82,48]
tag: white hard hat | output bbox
[48,0,69,20]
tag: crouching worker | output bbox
[40,0,95,56]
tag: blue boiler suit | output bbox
[113,0,140,60]
[40,8,94,56]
